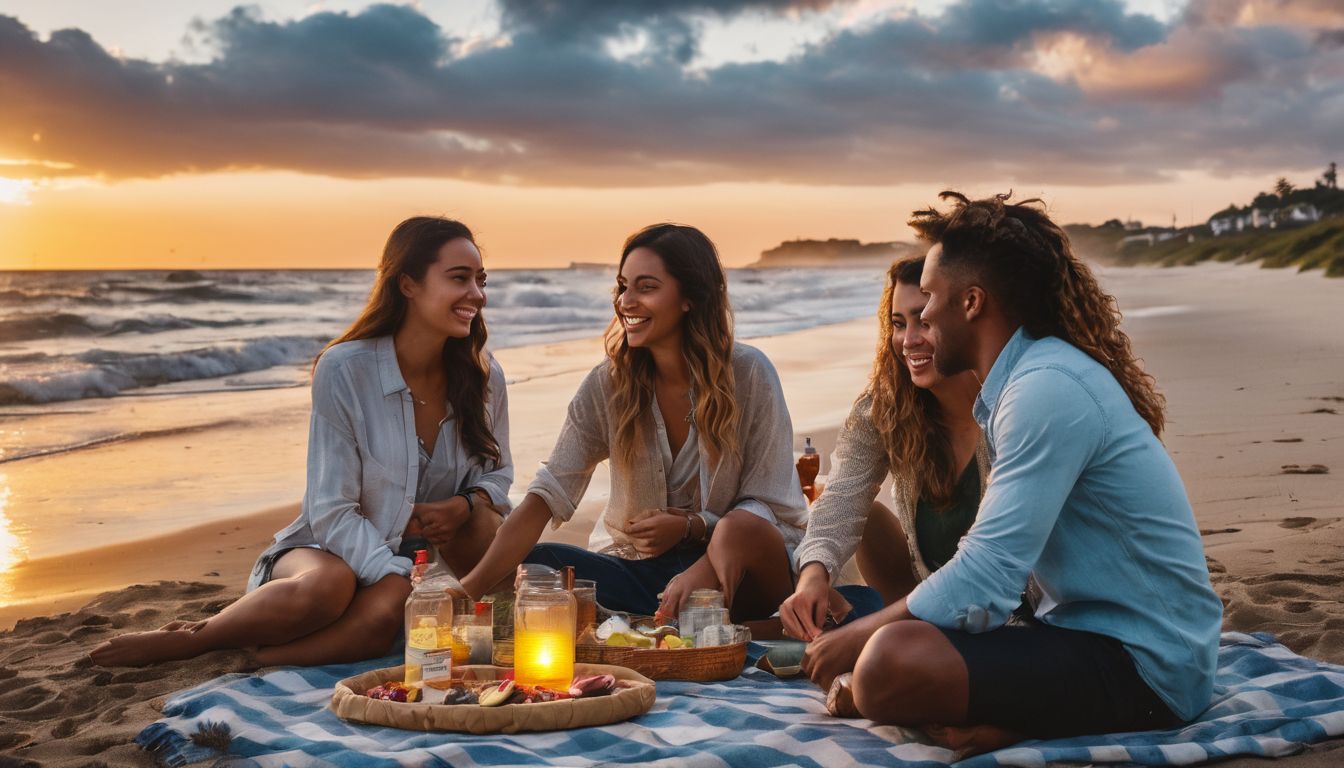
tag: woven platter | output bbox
[494,640,747,682]
[330,663,655,734]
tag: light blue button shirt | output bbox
[906,329,1222,721]
[248,336,513,589]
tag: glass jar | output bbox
[514,580,577,690]
[403,575,458,687]
[679,588,728,644]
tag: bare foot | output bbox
[922,723,1023,759]
[826,673,861,718]
[90,629,208,667]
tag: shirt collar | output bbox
[375,335,408,397]
[973,326,1032,427]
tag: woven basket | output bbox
[495,640,747,682]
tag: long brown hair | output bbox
[866,257,961,507]
[321,216,500,463]
[909,192,1166,436]
[604,224,740,466]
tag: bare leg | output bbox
[91,549,357,667]
[851,618,1023,757]
[855,501,917,605]
[254,573,412,666]
[852,619,969,724]
[436,509,503,579]
[707,509,794,622]
[923,723,1024,759]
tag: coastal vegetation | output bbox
[1069,165,1344,277]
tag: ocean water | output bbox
[0,266,885,574]
[0,266,884,407]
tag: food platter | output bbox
[331,663,656,734]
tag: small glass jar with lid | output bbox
[678,588,728,644]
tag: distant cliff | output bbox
[749,238,919,268]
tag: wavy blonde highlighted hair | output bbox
[867,257,961,508]
[909,192,1166,436]
[604,224,740,466]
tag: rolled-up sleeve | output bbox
[527,366,611,527]
[792,394,890,579]
[723,352,809,535]
[906,368,1103,631]
[469,357,515,514]
[304,357,410,586]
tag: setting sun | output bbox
[0,178,34,206]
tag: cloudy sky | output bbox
[1,0,1341,268]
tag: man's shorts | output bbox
[940,617,1182,738]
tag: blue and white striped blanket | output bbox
[137,632,1344,767]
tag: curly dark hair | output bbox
[909,191,1166,436]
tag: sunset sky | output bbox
[1,0,1341,269]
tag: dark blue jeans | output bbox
[523,542,707,617]
[835,585,884,624]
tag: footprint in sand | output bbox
[1279,516,1318,529]
[1281,463,1329,474]
[0,682,66,721]
[1200,527,1242,536]
[1272,437,1304,443]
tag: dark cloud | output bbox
[0,0,1340,188]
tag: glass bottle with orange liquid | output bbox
[797,436,820,502]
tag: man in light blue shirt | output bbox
[816,193,1221,755]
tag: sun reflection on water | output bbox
[0,477,26,607]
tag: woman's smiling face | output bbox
[400,237,486,339]
[891,280,942,389]
[614,246,688,351]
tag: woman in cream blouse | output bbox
[459,224,808,623]
[92,217,512,667]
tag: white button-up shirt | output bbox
[248,335,512,588]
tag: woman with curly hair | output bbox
[92,217,513,668]
[831,192,1220,755]
[779,255,987,679]
[458,224,808,623]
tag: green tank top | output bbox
[914,460,981,572]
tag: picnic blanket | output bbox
[137,632,1344,767]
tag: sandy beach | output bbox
[1,262,1342,766]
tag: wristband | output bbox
[455,491,475,511]
[682,514,694,542]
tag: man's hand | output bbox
[625,510,688,558]
[801,618,878,693]
[414,496,472,546]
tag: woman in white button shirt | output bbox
[458,223,808,624]
[92,217,513,667]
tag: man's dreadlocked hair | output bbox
[909,191,1166,437]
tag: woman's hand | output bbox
[414,497,472,546]
[780,562,835,641]
[655,555,720,624]
[625,510,688,558]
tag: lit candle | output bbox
[514,588,576,690]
